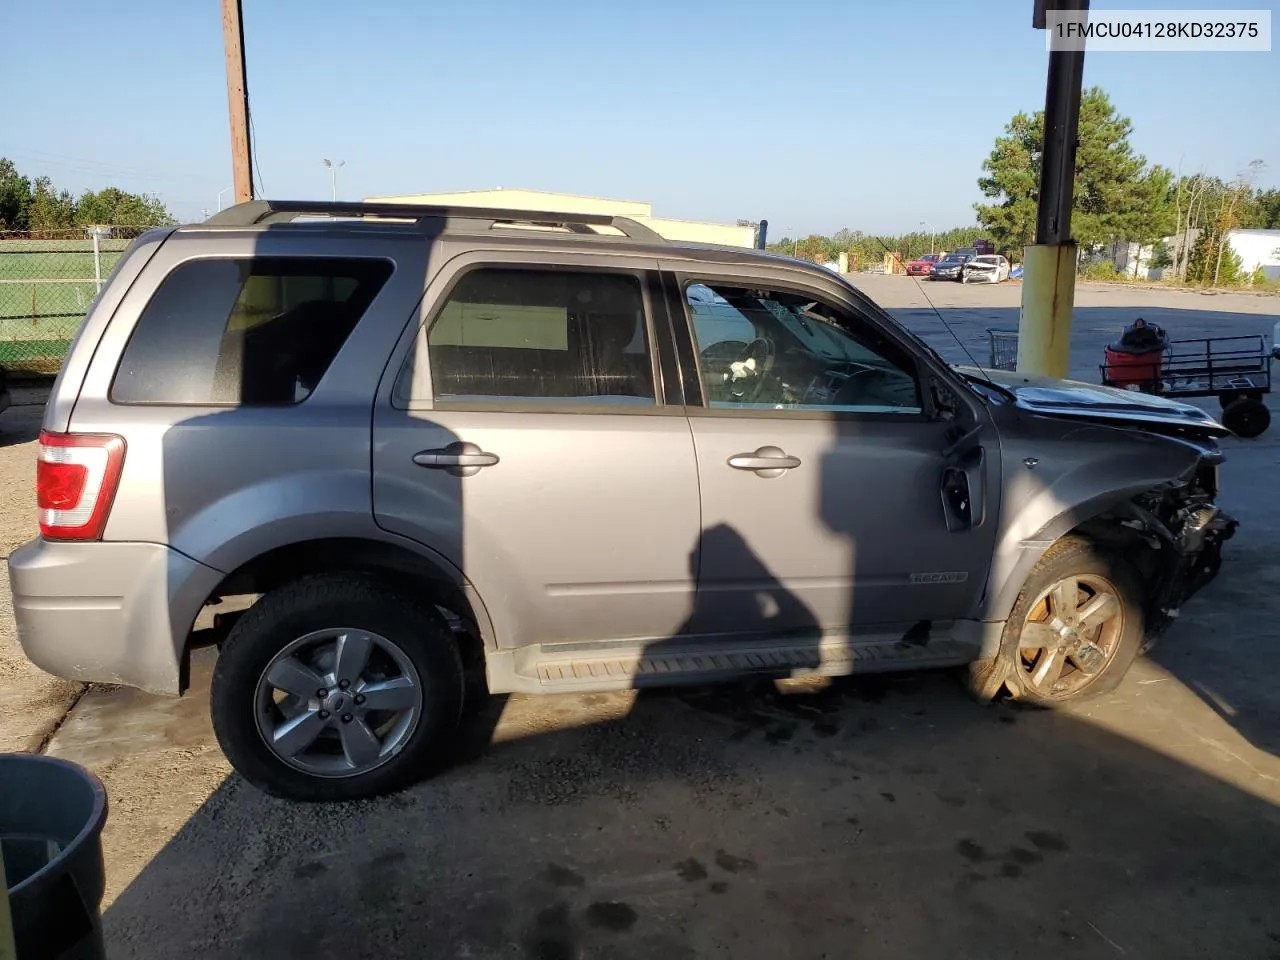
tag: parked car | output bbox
[963,255,1011,284]
[9,199,1238,801]
[906,253,941,277]
[929,253,972,280]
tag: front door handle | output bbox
[727,445,801,478]
[413,442,499,477]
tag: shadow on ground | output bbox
[0,393,46,448]
[1142,422,1280,759]
[102,665,1280,959]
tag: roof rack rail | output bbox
[201,199,667,243]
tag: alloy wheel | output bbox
[253,628,423,778]
[1016,574,1125,698]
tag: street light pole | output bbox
[920,220,935,255]
[322,158,345,201]
[216,186,233,211]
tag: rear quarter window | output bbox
[110,256,393,405]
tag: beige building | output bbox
[363,187,759,248]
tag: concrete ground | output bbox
[3,281,1280,959]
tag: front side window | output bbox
[112,257,393,405]
[684,281,922,414]
[427,267,655,405]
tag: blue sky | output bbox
[1,0,1276,235]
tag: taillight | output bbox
[37,431,126,541]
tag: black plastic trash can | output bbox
[1,754,108,960]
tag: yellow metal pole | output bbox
[1016,243,1077,378]
[1022,0,1088,379]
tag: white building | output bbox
[1226,229,1280,282]
[1107,230,1200,281]
[1107,239,1158,279]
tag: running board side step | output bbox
[485,632,981,695]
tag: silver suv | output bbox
[10,200,1237,801]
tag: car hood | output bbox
[962,368,1232,436]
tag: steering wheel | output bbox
[728,337,776,403]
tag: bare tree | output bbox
[1213,160,1265,286]
[1174,172,1211,281]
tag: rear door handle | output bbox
[413,442,499,476]
[728,446,801,478]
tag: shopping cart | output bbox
[986,328,1019,371]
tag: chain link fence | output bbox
[0,226,158,376]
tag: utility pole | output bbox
[221,0,254,204]
[323,158,345,201]
[1018,0,1088,377]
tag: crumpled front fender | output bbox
[980,411,1208,624]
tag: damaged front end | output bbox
[1086,453,1237,648]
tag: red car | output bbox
[906,253,941,276]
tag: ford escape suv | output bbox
[10,200,1237,801]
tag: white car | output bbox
[962,255,1011,284]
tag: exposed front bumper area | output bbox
[7,538,224,696]
[1165,502,1236,601]
[1134,493,1238,646]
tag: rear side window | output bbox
[111,257,393,405]
[426,267,655,405]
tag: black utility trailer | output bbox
[1100,332,1273,438]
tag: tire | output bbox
[1219,390,1263,410]
[967,537,1144,706]
[1221,397,1270,438]
[211,572,464,802]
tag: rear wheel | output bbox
[1219,389,1263,409]
[1221,397,1270,438]
[211,573,464,801]
[969,537,1144,705]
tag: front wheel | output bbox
[969,537,1144,705]
[211,573,464,801]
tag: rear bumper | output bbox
[7,539,224,696]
